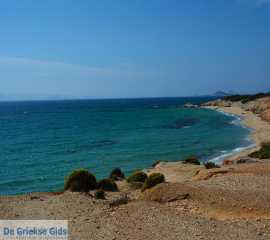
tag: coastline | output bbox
[2,98,270,239]
[204,103,270,162]
[2,101,269,195]
[147,101,270,182]
[205,107,256,164]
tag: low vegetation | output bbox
[127,171,148,183]
[223,93,270,104]
[249,143,270,159]
[110,168,125,181]
[97,178,118,191]
[204,161,220,169]
[64,169,97,192]
[142,173,165,191]
[182,156,200,165]
[94,189,106,199]
[63,166,165,194]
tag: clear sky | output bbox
[0,0,270,100]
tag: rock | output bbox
[139,183,191,203]
[244,97,270,122]
[236,157,258,164]
[166,193,190,202]
[30,196,40,200]
[222,160,234,165]
[261,109,270,122]
[193,169,228,181]
[201,99,232,107]
[182,156,200,165]
[109,194,129,207]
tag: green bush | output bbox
[204,161,220,169]
[127,171,148,183]
[142,173,165,191]
[97,178,118,191]
[110,168,125,181]
[223,93,270,103]
[94,189,105,199]
[182,156,200,165]
[249,143,270,159]
[64,169,97,192]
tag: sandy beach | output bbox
[1,0,270,238]
[204,99,270,161]
[1,98,270,240]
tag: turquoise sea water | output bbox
[0,97,252,195]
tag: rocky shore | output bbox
[1,96,270,240]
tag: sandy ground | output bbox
[204,102,270,161]
[1,101,270,239]
[2,160,270,239]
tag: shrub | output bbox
[204,161,220,169]
[64,169,97,192]
[182,156,200,165]
[142,173,165,191]
[94,189,105,199]
[127,171,148,183]
[223,93,270,103]
[97,178,118,191]
[110,168,125,181]
[249,143,270,159]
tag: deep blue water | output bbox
[0,97,252,195]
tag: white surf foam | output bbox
[208,143,256,164]
[207,109,256,164]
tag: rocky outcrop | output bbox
[243,97,270,122]
[201,99,232,107]
[202,96,270,122]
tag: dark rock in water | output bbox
[162,118,199,129]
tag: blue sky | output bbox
[0,0,270,99]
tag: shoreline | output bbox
[2,99,270,239]
[147,102,270,182]
[203,103,270,162]
[2,101,270,196]
[206,107,256,164]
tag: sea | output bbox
[0,97,253,195]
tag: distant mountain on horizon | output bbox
[213,91,237,97]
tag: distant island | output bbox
[212,91,237,97]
